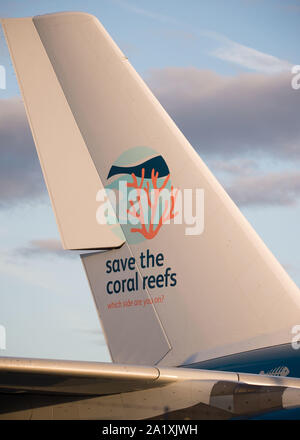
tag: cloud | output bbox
[15,239,75,259]
[207,159,300,207]
[110,4,291,74]
[148,68,300,159]
[1,71,300,210]
[112,0,177,24]
[205,32,293,74]
[209,158,259,177]
[226,171,300,206]
[13,240,101,259]
[0,98,46,207]
[278,0,300,13]
[74,327,107,346]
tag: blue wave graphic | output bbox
[107,155,169,179]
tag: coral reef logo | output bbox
[102,146,178,243]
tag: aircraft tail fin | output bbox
[3,12,300,366]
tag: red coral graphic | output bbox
[127,168,178,239]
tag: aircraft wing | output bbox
[1,356,300,419]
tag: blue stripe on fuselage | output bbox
[183,343,300,378]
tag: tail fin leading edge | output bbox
[1,16,125,250]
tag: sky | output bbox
[0,0,299,362]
